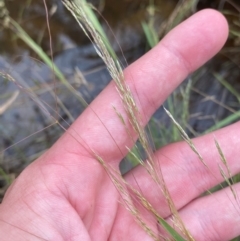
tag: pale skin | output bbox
[0,9,239,241]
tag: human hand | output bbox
[0,9,238,241]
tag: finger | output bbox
[170,183,240,241]
[49,9,228,167]
[125,121,240,217]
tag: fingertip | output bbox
[159,9,229,72]
[195,8,229,48]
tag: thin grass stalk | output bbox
[9,19,87,107]
[215,139,237,200]
[203,111,240,134]
[163,107,206,166]
[214,72,240,102]
[0,90,19,115]
[0,71,52,120]
[94,154,162,241]
[164,105,240,215]
[180,79,192,126]
[159,0,198,38]
[62,1,194,240]
[0,1,87,109]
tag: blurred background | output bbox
[0,2,240,232]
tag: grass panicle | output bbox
[62,0,196,240]
[1,0,240,240]
[163,107,206,166]
[215,139,237,200]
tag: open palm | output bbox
[0,10,239,241]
